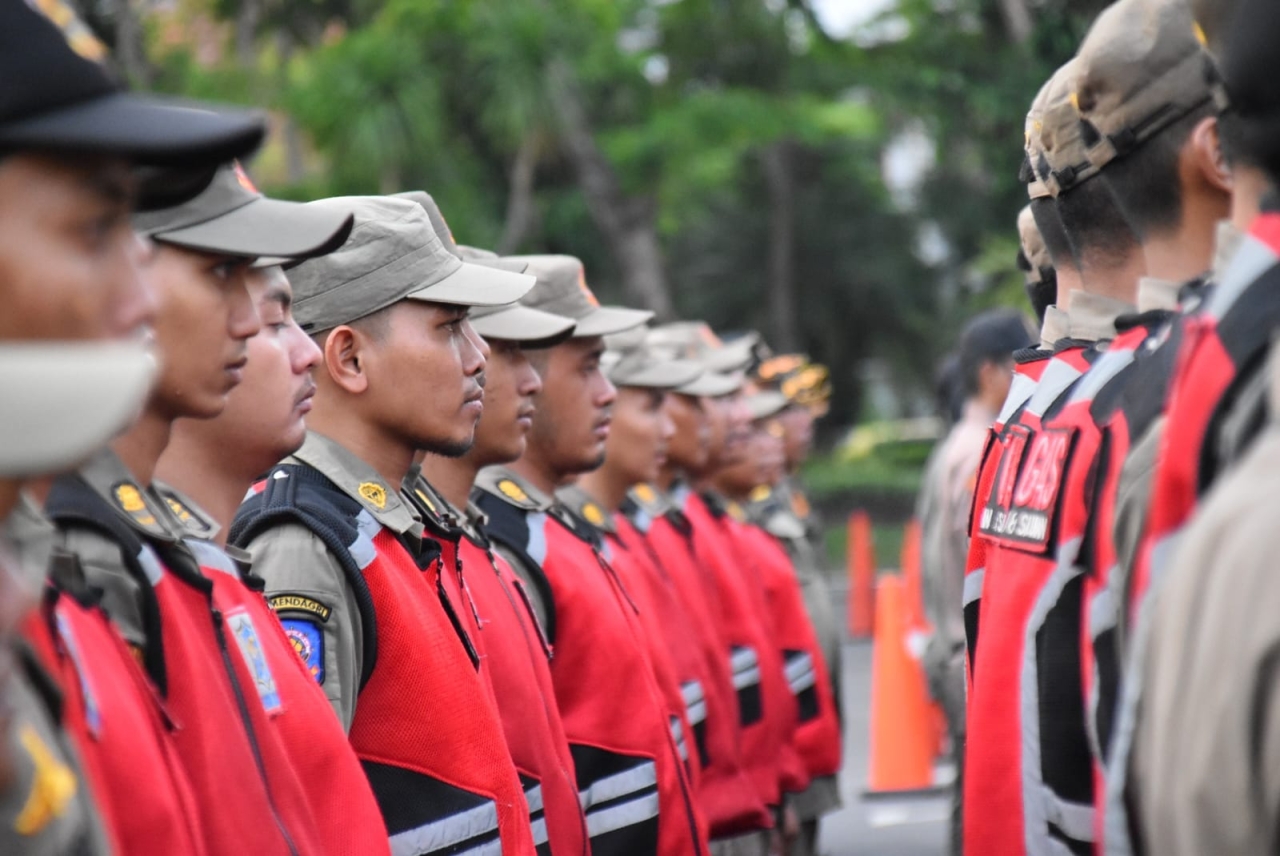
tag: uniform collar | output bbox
[77,447,183,542]
[1039,305,1070,349]
[1135,277,1182,314]
[472,465,555,512]
[1212,220,1246,284]
[401,468,464,539]
[556,484,617,535]
[1065,291,1134,343]
[151,481,222,542]
[292,431,421,536]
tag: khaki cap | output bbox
[1018,205,1052,282]
[1024,74,1059,200]
[290,196,535,333]
[602,327,704,390]
[645,322,758,373]
[1030,59,1102,196]
[505,255,652,338]
[677,370,744,398]
[394,193,530,275]
[134,162,354,262]
[1073,0,1213,172]
[0,342,156,477]
[744,390,790,422]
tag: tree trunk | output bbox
[998,0,1034,45]
[761,140,800,352]
[112,0,151,88]
[544,59,675,318]
[497,133,540,255]
[236,0,262,67]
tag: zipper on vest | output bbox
[210,605,302,856]
[592,550,641,615]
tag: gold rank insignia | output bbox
[113,482,157,527]
[414,488,438,516]
[582,502,606,527]
[498,479,529,503]
[358,482,387,509]
[634,483,656,504]
[749,485,772,503]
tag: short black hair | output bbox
[1054,178,1142,271]
[932,352,964,424]
[958,308,1034,397]
[1096,103,1216,240]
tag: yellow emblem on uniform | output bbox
[358,482,387,509]
[13,724,77,835]
[114,482,156,526]
[582,502,606,526]
[165,497,194,523]
[498,479,529,503]
[749,485,771,503]
[414,489,438,516]
[634,483,656,503]
[727,501,746,522]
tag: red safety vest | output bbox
[730,520,842,780]
[21,587,208,856]
[963,344,1097,856]
[404,476,588,856]
[622,498,775,839]
[477,484,709,856]
[240,467,537,856]
[680,491,809,802]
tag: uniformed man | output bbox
[471,255,713,856]
[915,309,1032,856]
[1121,0,1280,851]
[0,4,265,852]
[1017,205,1058,330]
[560,329,776,847]
[229,195,546,855]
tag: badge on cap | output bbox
[225,609,283,714]
[232,161,259,194]
[359,482,387,509]
[282,619,325,685]
[577,268,600,308]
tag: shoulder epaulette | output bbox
[473,468,553,512]
[555,485,616,537]
[626,483,673,518]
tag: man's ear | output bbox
[1188,115,1232,194]
[322,326,371,395]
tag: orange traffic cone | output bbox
[865,575,943,795]
[845,510,875,639]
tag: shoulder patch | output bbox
[633,483,657,504]
[474,468,550,511]
[358,482,387,509]
[749,485,772,503]
[581,502,606,527]
[281,619,325,685]
[13,724,77,836]
[268,593,332,622]
[499,479,529,503]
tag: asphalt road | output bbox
[816,638,950,856]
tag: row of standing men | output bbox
[919,0,1280,852]
[0,6,845,856]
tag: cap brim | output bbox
[408,260,535,308]
[572,306,655,338]
[471,256,530,275]
[704,338,756,373]
[0,92,264,167]
[471,304,577,347]
[151,197,355,262]
[0,342,156,478]
[613,359,705,390]
[677,370,744,398]
[745,391,790,421]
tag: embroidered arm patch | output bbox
[281,619,325,685]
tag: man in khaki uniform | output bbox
[0,3,263,852]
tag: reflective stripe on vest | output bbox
[388,801,501,856]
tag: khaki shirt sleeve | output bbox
[1134,428,1280,854]
[246,525,364,732]
[0,666,111,855]
[1110,416,1162,663]
[493,543,549,633]
[55,527,148,650]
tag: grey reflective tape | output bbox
[578,762,658,810]
[585,793,661,839]
[999,372,1039,425]
[686,699,708,726]
[136,544,165,585]
[963,569,985,608]
[186,538,238,576]
[1026,359,1084,418]
[530,817,549,847]
[681,680,705,707]
[789,667,817,695]
[670,716,684,746]
[524,784,543,815]
[452,841,503,856]
[1069,349,1135,405]
[784,653,815,685]
[632,510,654,533]
[388,801,499,856]
[352,510,382,570]
[1021,537,1092,853]
[676,737,689,761]
[732,666,762,690]
[1208,235,1278,319]
[1148,532,1181,592]
[730,647,759,672]
[1040,785,1094,844]
[1088,586,1116,644]
[527,512,550,567]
